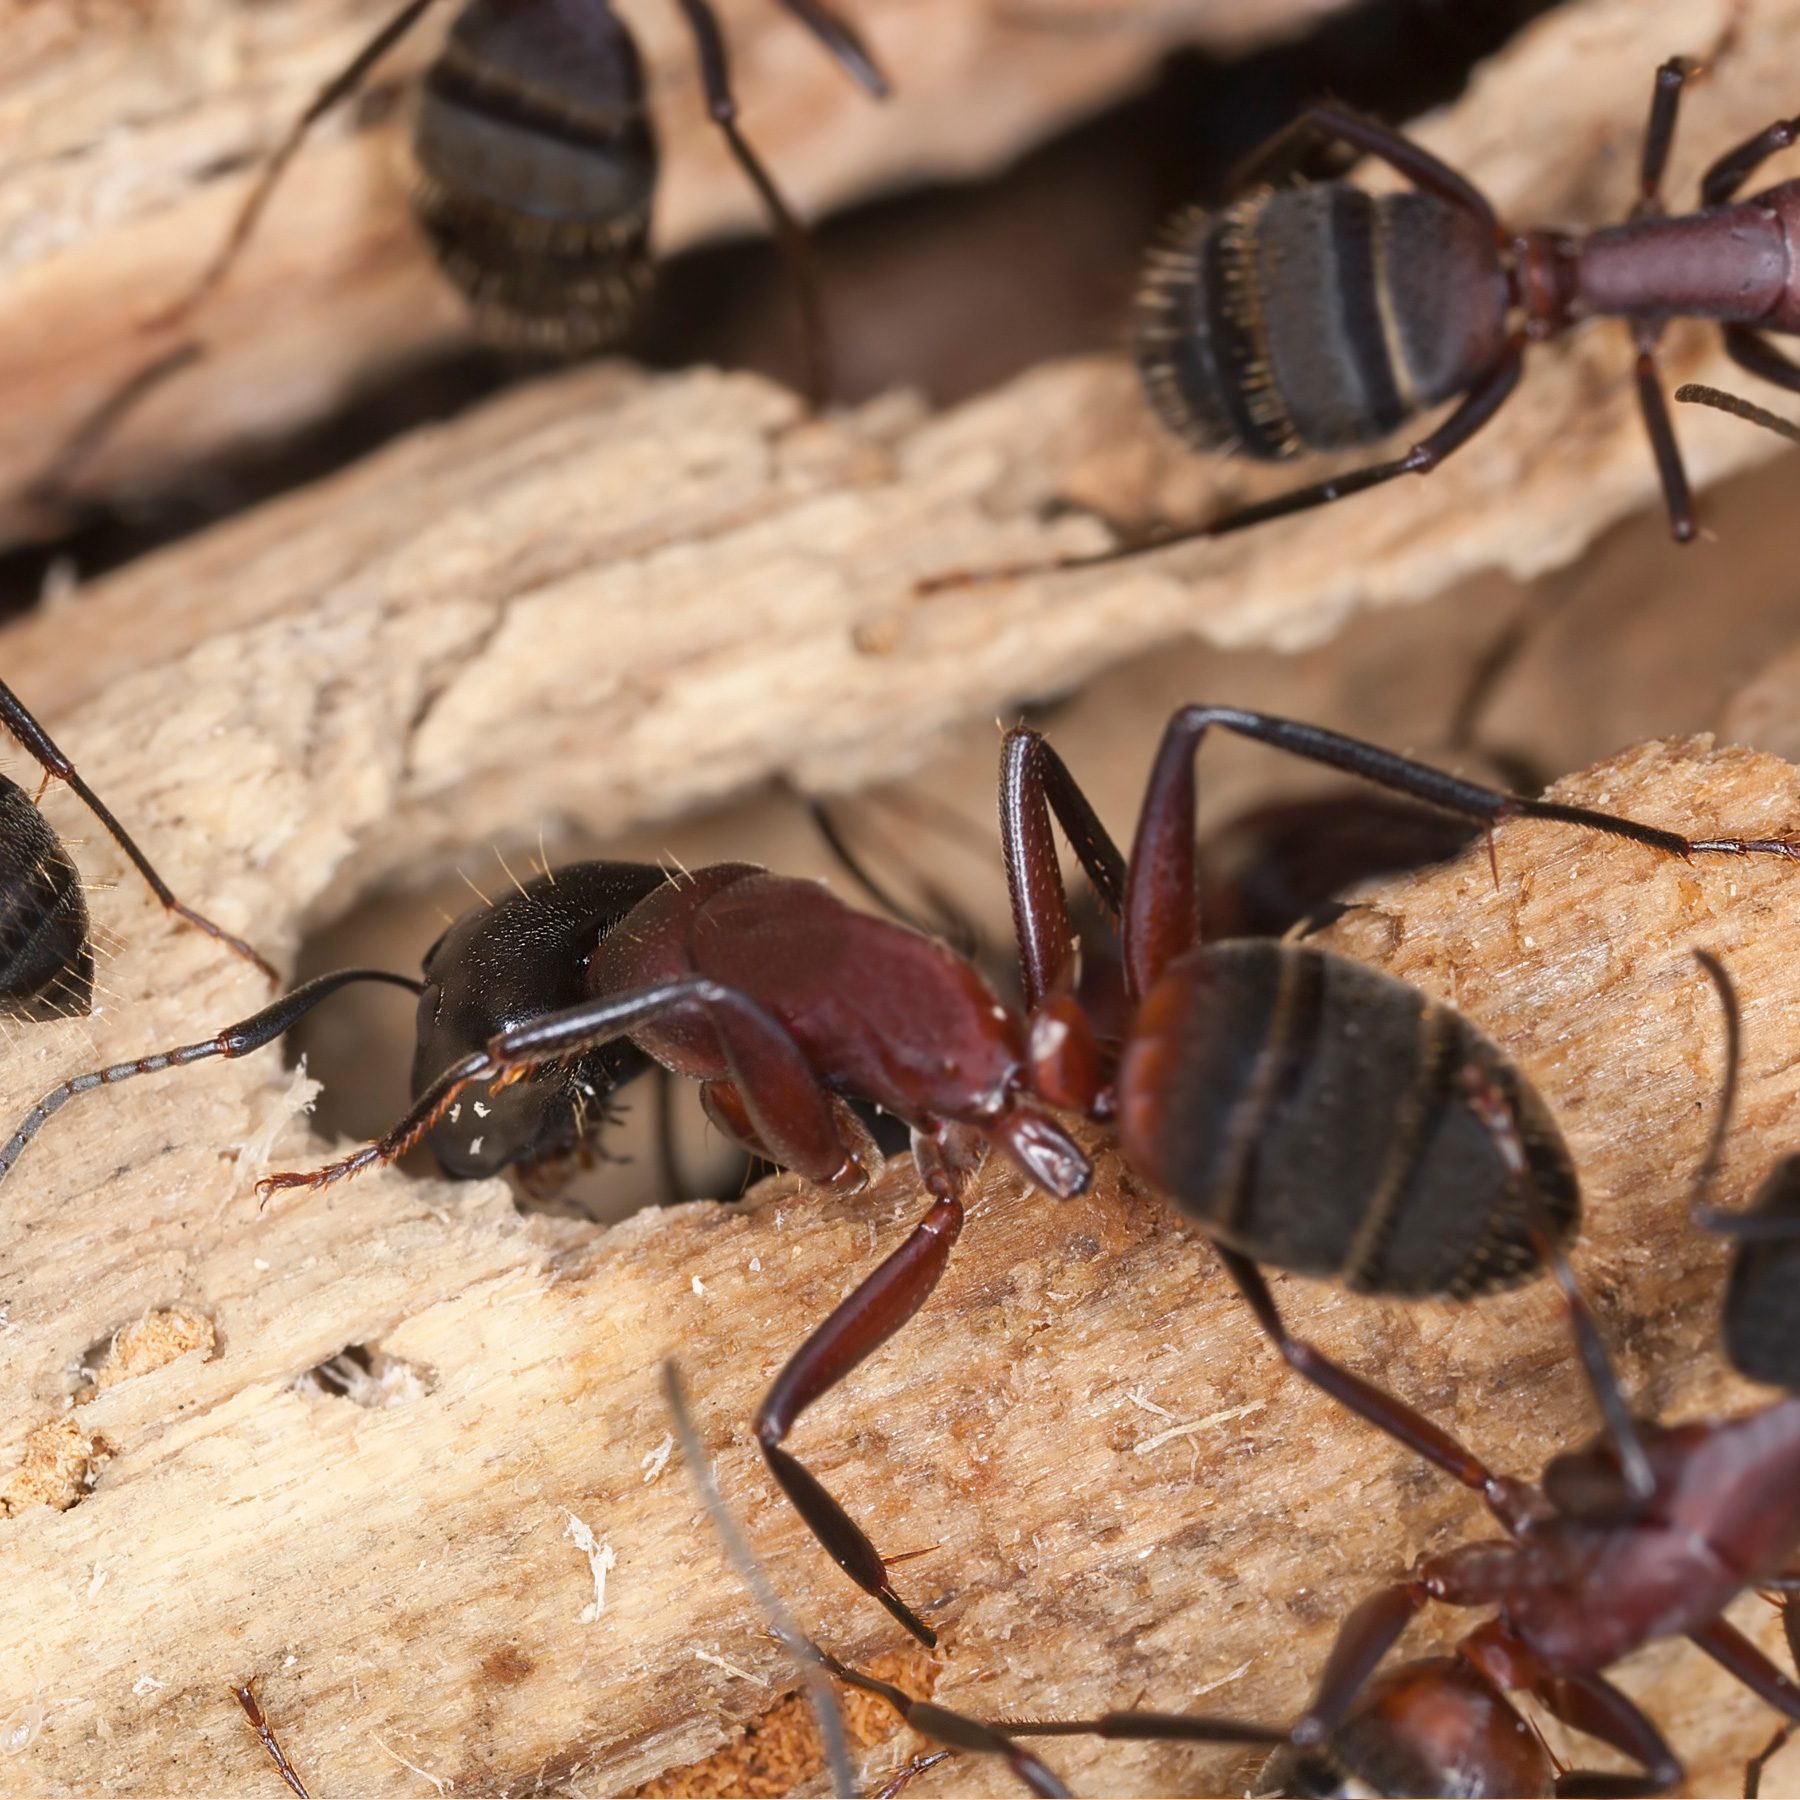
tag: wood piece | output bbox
[3,590,1800,1794]
[0,0,1359,543]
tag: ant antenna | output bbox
[661,1361,858,1799]
[1675,382,1800,446]
[0,968,424,1187]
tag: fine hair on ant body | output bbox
[920,51,1800,593]
[3,711,1797,1649]
[0,676,274,1018]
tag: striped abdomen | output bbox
[1135,185,1509,460]
[411,0,657,355]
[0,777,93,1021]
[1117,941,1577,1299]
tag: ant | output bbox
[41,0,885,502]
[919,53,1800,593]
[3,711,1796,1647]
[919,954,1800,1795]
[0,676,274,1018]
[233,1681,310,1800]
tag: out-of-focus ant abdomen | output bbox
[0,776,93,1021]
[412,0,658,354]
[1136,186,1510,459]
[1118,940,1578,1299]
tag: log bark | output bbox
[4,668,1800,1796]
[0,0,1359,545]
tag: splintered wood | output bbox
[3,694,1800,1796]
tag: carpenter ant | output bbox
[232,1681,310,1800]
[0,676,274,1017]
[4,711,1794,1652]
[919,55,1800,593]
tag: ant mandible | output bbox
[0,676,275,1016]
[3,711,1797,1648]
[920,53,1800,592]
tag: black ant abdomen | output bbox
[1136,186,1510,461]
[412,0,658,356]
[0,776,93,1021]
[1121,939,1578,1299]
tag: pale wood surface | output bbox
[5,650,1800,1794]
[0,0,1358,543]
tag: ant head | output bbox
[411,860,666,1179]
[0,772,93,1021]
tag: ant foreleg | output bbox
[0,678,278,982]
[1638,59,1698,214]
[263,975,877,1193]
[672,0,836,407]
[756,1192,966,1646]
[0,969,422,1186]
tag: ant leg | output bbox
[1466,1646,1683,1797]
[1638,59,1698,214]
[998,728,1128,1010]
[1630,323,1697,540]
[1749,1724,1796,1799]
[915,339,1525,592]
[775,0,891,96]
[233,1682,310,1800]
[755,1188,965,1646]
[1114,704,1800,1002]
[1724,324,1800,394]
[0,678,278,982]
[1219,1247,1542,1534]
[154,0,439,329]
[1702,113,1800,206]
[0,969,422,1187]
[1689,1615,1800,1723]
[808,796,983,959]
[671,0,836,407]
[804,1643,1074,1798]
[261,975,875,1194]
[1226,104,1500,229]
